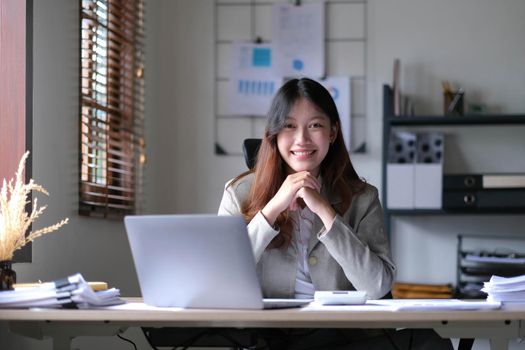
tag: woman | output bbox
[219,77,394,300]
[218,78,452,349]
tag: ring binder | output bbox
[444,174,525,190]
[443,189,525,210]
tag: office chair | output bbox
[242,138,262,169]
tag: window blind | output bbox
[80,0,145,218]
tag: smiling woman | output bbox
[222,78,368,250]
[219,78,391,296]
[218,78,453,349]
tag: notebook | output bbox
[124,214,312,309]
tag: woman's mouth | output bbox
[291,150,316,158]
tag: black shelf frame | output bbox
[386,209,525,216]
[388,115,525,126]
[381,84,525,236]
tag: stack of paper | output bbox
[482,274,525,302]
[0,273,124,308]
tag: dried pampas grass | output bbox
[0,152,68,261]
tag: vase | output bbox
[0,260,17,291]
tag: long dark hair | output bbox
[232,78,365,248]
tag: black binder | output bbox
[443,189,525,210]
[443,191,477,210]
[444,174,525,190]
[443,175,482,190]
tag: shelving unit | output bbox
[382,85,525,292]
[381,84,525,236]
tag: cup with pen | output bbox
[442,81,464,116]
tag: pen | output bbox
[447,88,464,113]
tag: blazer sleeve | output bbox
[218,180,279,262]
[318,187,396,299]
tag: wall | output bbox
[153,0,525,283]
[146,0,238,216]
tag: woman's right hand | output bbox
[261,171,320,226]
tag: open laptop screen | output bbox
[125,215,265,309]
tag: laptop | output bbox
[124,214,312,309]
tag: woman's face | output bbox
[276,98,337,177]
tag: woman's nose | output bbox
[295,127,311,143]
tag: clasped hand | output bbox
[261,171,336,230]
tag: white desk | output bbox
[2,298,525,350]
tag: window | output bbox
[80,0,145,218]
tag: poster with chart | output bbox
[272,3,325,78]
[319,77,351,151]
[227,42,282,116]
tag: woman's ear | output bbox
[330,122,339,143]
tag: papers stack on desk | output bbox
[482,274,525,302]
[0,273,124,308]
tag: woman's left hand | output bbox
[295,187,336,230]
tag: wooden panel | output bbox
[0,0,32,262]
[0,0,26,182]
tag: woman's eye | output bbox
[310,123,323,128]
[284,123,295,129]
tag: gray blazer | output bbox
[218,173,396,299]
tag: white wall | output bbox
[2,0,525,349]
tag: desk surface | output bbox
[3,299,525,350]
[2,298,525,328]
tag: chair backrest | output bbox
[242,139,262,169]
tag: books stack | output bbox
[392,282,454,299]
[0,273,124,308]
[482,274,525,302]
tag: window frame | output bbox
[79,0,145,218]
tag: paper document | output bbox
[272,3,324,77]
[319,77,351,151]
[367,299,501,311]
[99,302,183,311]
[0,273,124,309]
[482,274,525,302]
[314,290,366,305]
[227,41,282,116]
